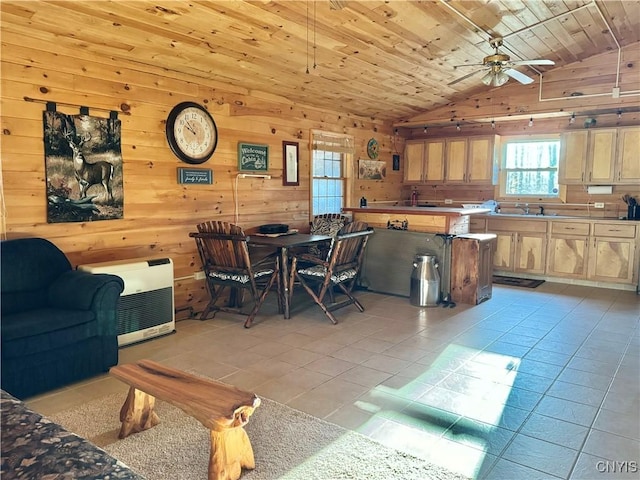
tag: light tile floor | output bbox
[26,283,640,479]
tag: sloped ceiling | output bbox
[1,0,639,121]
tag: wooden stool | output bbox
[110,359,260,480]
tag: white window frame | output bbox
[310,130,354,218]
[499,134,561,200]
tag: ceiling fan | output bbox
[449,37,555,87]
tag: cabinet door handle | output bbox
[565,227,575,230]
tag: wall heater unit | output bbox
[78,257,175,347]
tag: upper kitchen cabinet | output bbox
[559,129,616,184]
[445,136,497,185]
[404,139,445,184]
[615,126,640,184]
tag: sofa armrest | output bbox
[48,270,124,312]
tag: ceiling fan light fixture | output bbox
[495,71,509,86]
[481,71,494,86]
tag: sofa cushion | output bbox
[1,309,97,359]
[1,238,71,316]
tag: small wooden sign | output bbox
[238,142,269,172]
[177,167,213,184]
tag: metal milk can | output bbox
[410,255,440,307]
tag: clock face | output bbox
[166,102,218,164]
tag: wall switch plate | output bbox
[594,202,605,209]
[444,199,453,204]
[194,271,206,280]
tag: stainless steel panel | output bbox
[361,228,452,298]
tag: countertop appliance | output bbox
[360,228,454,303]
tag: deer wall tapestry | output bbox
[44,111,123,223]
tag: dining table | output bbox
[248,232,332,319]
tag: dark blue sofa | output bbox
[1,238,124,399]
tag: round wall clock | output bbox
[367,138,379,159]
[166,102,218,164]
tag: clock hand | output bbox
[185,122,196,135]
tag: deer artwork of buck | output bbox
[63,129,114,202]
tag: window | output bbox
[500,136,560,198]
[310,131,354,216]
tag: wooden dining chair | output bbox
[190,221,281,328]
[289,221,373,324]
[307,213,350,258]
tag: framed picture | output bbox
[282,141,299,186]
[358,159,386,179]
[238,142,269,172]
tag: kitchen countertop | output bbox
[478,213,633,223]
[344,206,492,216]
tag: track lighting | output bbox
[528,117,534,127]
[394,128,398,136]
[570,113,576,124]
[423,126,427,134]
[491,119,496,129]
[456,123,461,131]
[617,109,622,119]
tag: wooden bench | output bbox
[110,359,261,480]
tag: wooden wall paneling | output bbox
[1,40,399,318]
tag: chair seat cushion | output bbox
[298,265,357,284]
[2,309,97,359]
[208,267,274,285]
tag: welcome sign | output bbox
[238,142,269,172]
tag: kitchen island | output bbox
[343,206,491,234]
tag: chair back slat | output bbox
[331,221,371,267]
[195,221,249,270]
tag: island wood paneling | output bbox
[0,39,403,316]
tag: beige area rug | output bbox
[51,393,470,480]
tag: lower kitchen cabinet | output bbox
[547,221,590,278]
[588,223,637,283]
[488,218,547,275]
[486,217,638,287]
[547,236,589,278]
[493,232,516,271]
[515,233,547,274]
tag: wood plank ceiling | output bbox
[2,0,639,121]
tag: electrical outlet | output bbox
[194,271,206,280]
[444,199,453,204]
[594,202,605,209]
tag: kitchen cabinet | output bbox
[488,218,547,275]
[559,129,616,184]
[404,139,445,184]
[615,126,640,184]
[405,135,496,185]
[547,222,590,278]
[588,223,637,284]
[469,217,487,233]
[445,136,496,184]
[451,234,496,304]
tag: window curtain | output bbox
[311,131,355,155]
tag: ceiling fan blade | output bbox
[510,59,555,66]
[453,62,485,69]
[504,68,534,84]
[448,69,485,86]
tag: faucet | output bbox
[515,203,530,215]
